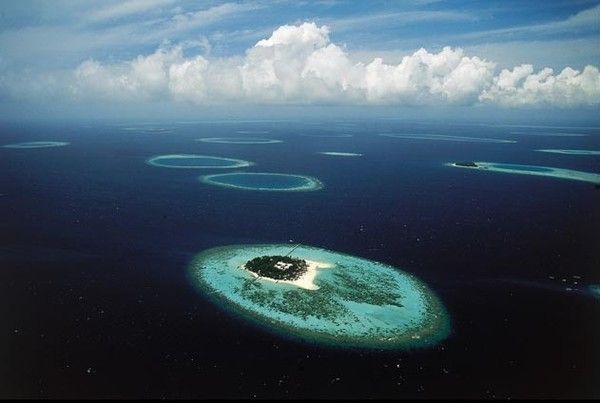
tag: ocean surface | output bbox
[1,119,599,398]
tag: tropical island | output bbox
[453,161,479,168]
[245,255,308,280]
[448,161,600,184]
[189,244,450,349]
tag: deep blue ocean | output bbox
[1,119,598,398]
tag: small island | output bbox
[453,161,479,168]
[447,161,600,184]
[189,244,450,350]
[245,255,308,281]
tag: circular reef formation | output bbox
[147,154,253,169]
[199,172,323,191]
[189,244,450,349]
[196,137,282,144]
[2,141,70,149]
[448,161,600,184]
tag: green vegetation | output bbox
[454,161,478,167]
[245,255,308,280]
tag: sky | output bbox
[0,0,599,121]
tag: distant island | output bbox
[245,255,308,280]
[453,161,479,168]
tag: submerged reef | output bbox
[197,137,282,144]
[512,131,589,137]
[318,152,362,157]
[448,161,600,184]
[379,133,516,143]
[199,172,323,192]
[146,154,253,169]
[536,149,600,156]
[189,244,450,349]
[2,141,70,149]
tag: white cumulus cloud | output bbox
[480,64,600,107]
[4,22,600,108]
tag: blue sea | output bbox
[1,119,599,398]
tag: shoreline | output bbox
[242,259,333,290]
[447,161,600,184]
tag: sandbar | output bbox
[318,152,362,157]
[448,161,600,184]
[197,137,282,144]
[536,149,600,156]
[2,141,69,149]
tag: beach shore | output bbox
[243,259,333,290]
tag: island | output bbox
[245,255,308,281]
[188,244,450,349]
[447,161,600,184]
[453,161,479,168]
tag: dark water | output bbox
[1,119,599,399]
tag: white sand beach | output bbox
[243,259,333,290]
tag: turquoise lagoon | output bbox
[189,244,450,349]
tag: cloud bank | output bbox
[4,22,600,107]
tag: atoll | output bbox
[199,172,323,191]
[189,244,450,349]
[146,154,253,169]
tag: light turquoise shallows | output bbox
[448,162,600,184]
[199,172,323,192]
[536,149,600,156]
[146,154,253,169]
[189,244,450,350]
[3,141,70,149]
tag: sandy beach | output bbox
[243,259,333,290]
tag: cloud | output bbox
[3,22,600,108]
[89,0,178,21]
[480,64,600,107]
